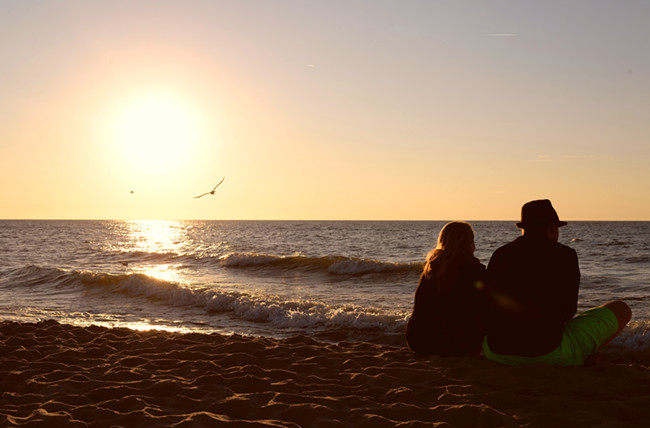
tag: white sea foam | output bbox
[609,321,650,352]
[88,271,408,333]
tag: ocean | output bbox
[1,220,648,351]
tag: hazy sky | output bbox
[2,0,649,220]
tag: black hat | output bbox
[516,199,567,229]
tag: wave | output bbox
[0,265,78,288]
[0,265,409,337]
[101,273,409,332]
[219,252,423,275]
[607,320,650,353]
[4,265,649,352]
[0,265,172,295]
[103,249,424,277]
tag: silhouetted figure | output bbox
[406,221,486,357]
[194,177,225,199]
[484,199,632,366]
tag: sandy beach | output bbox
[1,320,649,427]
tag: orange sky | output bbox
[1,1,649,220]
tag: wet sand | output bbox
[1,320,649,427]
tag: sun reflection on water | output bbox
[128,220,183,253]
[136,263,182,283]
[75,319,194,334]
[125,220,186,283]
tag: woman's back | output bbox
[405,221,486,357]
[406,257,486,356]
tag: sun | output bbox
[112,93,200,176]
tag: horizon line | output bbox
[1,218,647,222]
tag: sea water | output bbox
[0,220,648,350]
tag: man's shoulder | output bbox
[552,241,578,258]
[493,236,524,254]
[491,236,577,258]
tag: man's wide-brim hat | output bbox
[516,199,568,228]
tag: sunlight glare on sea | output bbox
[126,220,186,283]
[128,220,184,252]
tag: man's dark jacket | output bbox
[485,233,580,357]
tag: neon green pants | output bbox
[483,307,619,367]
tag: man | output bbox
[483,199,631,366]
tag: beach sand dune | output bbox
[1,320,649,427]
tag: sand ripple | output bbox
[1,320,650,427]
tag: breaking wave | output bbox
[0,265,408,337]
[219,252,423,275]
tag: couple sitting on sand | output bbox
[406,199,632,366]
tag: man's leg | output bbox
[600,300,632,346]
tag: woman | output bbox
[406,221,486,357]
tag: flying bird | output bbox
[194,177,225,199]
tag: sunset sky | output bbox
[2,1,649,220]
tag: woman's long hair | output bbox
[422,221,477,292]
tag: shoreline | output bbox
[2,320,650,427]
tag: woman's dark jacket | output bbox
[406,258,487,357]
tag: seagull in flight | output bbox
[194,177,225,199]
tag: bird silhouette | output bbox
[194,177,225,198]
